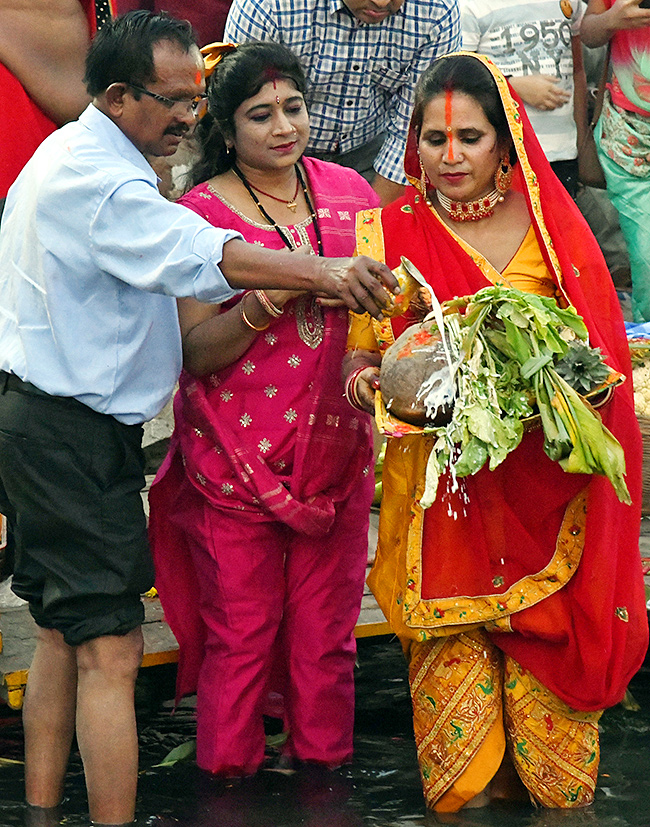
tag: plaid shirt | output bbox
[224,0,461,184]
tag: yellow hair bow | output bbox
[201,42,238,78]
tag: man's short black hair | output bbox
[84,10,197,97]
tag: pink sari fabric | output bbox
[149,157,378,701]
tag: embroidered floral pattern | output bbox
[265,385,278,398]
[221,483,234,495]
[288,355,301,368]
[284,408,298,423]
[600,95,650,178]
[265,333,278,346]
[410,632,601,810]
[220,390,233,402]
[240,413,252,427]
[242,360,255,375]
[258,438,272,454]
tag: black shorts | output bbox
[0,372,154,646]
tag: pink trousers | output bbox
[178,489,371,776]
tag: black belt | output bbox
[0,371,55,398]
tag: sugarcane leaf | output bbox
[552,375,631,503]
[483,328,519,360]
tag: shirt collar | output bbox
[79,104,158,184]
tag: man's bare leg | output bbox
[75,628,143,826]
[23,627,77,808]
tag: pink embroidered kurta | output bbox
[149,157,379,774]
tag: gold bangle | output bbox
[239,292,270,331]
[254,289,283,318]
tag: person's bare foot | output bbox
[490,754,530,801]
[462,787,491,808]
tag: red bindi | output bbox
[194,70,202,86]
[445,89,454,162]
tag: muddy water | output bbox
[0,639,648,827]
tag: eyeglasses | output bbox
[127,83,208,117]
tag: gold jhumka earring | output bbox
[495,151,514,194]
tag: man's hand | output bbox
[314,256,399,318]
[221,240,399,319]
[509,75,571,111]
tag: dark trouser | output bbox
[0,372,153,645]
[550,158,579,200]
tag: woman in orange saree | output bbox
[345,52,648,813]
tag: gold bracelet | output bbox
[239,292,270,331]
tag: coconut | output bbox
[380,322,455,427]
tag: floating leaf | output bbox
[153,740,196,767]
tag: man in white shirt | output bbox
[0,12,395,825]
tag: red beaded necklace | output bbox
[247,174,301,212]
[435,187,504,222]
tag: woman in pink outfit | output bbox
[148,41,378,777]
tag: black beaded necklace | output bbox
[232,163,323,257]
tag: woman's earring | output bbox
[495,151,514,194]
[418,153,429,194]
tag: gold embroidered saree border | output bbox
[354,209,395,353]
[401,471,588,634]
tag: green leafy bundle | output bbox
[420,285,629,507]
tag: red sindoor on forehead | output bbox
[445,89,454,162]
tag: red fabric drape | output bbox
[113,0,232,46]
